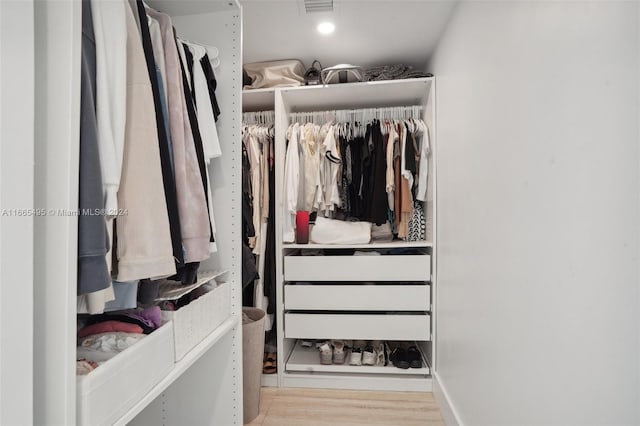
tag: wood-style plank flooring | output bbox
[246,387,445,426]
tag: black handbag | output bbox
[304,60,323,85]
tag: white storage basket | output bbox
[162,281,231,361]
[76,322,174,426]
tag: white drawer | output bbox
[285,284,430,311]
[284,313,430,340]
[284,254,430,282]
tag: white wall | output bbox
[0,1,34,424]
[430,2,639,425]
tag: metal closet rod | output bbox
[288,105,423,123]
[242,110,275,125]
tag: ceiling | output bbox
[240,0,458,72]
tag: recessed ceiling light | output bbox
[317,22,335,35]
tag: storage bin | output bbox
[76,322,174,426]
[242,307,266,424]
[162,281,231,361]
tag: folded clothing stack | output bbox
[362,64,432,82]
[310,217,371,245]
[76,305,163,374]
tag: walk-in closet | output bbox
[0,1,638,425]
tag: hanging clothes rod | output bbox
[243,110,275,125]
[289,105,423,124]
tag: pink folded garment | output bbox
[78,320,143,338]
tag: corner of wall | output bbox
[433,372,462,426]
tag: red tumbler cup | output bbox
[296,211,310,244]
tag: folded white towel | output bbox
[310,217,371,244]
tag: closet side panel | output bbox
[136,331,239,426]
[163,9,243,425]
[0,1,34,424]
[171,9,241,279]
[33,1,81,425]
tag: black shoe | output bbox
[406,345,422,368]
[390,347,410,369]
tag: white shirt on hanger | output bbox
[416,120,431,202]
[91,0,127,216]
[185,41,222,160]
[282,123,300,242]
[322,125,341,214]
[386,120,397,210]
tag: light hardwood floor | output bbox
[246,387,445,426]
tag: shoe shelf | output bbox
[285,340,430,376]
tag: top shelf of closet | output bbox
[280,77,433,112]
[241,77,433,113]
[283,240,433,249]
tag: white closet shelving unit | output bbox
[33,1,244,424]
[243,78,437,391]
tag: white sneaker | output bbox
[362,343,375,366]
[349,348,362,366]
[319,343,332,365]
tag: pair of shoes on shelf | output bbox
[318,340,346,365]
[349,340,378,366]
[361,340,390,366]
[389,342,423,369]
[263,352,277,374]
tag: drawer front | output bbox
[284,254,430,282]
[77,322,174,426]
[284,313,431,341]
[285,284,430,311]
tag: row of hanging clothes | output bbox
[241,111,277,332]
[282,106,431,243]
[77,0,223,315]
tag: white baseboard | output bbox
[433,372,463,426]
[261,374,278,387]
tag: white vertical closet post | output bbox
[273,88,290,388]
[0,1,35,424]
[129,2,244,425]
[33,0,81,423]
[429,80,437,371]
[418,79,437,370]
